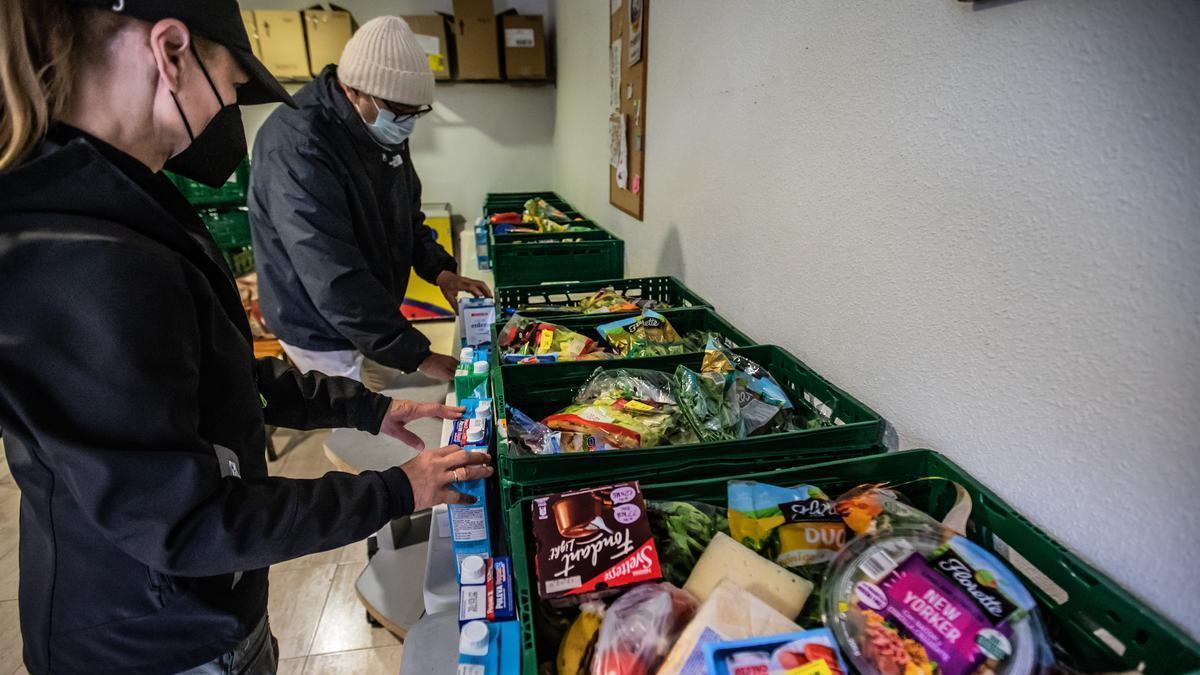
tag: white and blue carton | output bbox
[448,396,493,573]
[457,620,519,675]
[459,296,495,349]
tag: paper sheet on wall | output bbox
[615,114,629,189]
[610,39,622,112]
[628,0,643,65]
[609,114,622,168]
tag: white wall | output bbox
[241,0,556,216]
[553,0,1200,633]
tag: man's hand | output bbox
[380,399,464,449]
[418,353,459,382]
[436,270,493,312]
[401,445,493,510]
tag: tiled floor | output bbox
[0,430,406,675]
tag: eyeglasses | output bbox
[374,97,433,121]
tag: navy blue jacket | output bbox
[0,126,415,674]
[248,66,456,373]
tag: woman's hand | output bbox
[400,445,493,510]
[379,400,464,449]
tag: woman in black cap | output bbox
[0,1,490,673]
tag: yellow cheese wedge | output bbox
[682,532,814,620]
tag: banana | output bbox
[557,601,606,675]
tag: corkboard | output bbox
[609,0,647,220]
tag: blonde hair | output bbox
[0,0,207,171]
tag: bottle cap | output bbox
[475,400,492,418]
[460,555,487,584]
[473,361,489,375]
[466,425,485,444]
[460,621,490,655]
[459,348,474,362]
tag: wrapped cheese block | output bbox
[656,578,801,675]
[682,532,814,620]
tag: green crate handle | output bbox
[495,275,712,320]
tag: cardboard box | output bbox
[253,10,309,80]
[501,14,546,80]
[402,15,452,81]
[450,0,500,80]
[240,10,262,61]
[303,9,353,77]
[452,0,495,18]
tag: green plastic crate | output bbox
[492,345,884,508]
[222,246,255,278]
[490,219,602,239]
[166,159,250,207]
[489,307,757,370]
[484,190,564,205]
[483,201,576,216]
[490,229,625,287]
[506,449,1200,674]
[200,207,252,250]
[495,276,712,319]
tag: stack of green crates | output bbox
[482,191,625,286]
[166,159,254,277]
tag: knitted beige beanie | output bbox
[339,16,434,105]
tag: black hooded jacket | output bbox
[248,65,456,373]
[0,126,415,674]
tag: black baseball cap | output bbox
[69,0,296,107]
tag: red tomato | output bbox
[593,650,647,675]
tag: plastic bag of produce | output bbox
[647,500,728,587]
[834,480,971,537]
[702,338,797,435]
[497,314,607,363]
[727,481,848,575]
[523,197,573,231]
[543,368,681,449]
[579,288,669,315]
[590,583,699,675]
[674,365,741,443]
[507,406,612,455]
[597,310,681,356]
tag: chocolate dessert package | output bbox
[531,482,663,606]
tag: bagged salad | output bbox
[597,310,681,355]
[646,500,729,587]
[497,314,608,363]
[728,481,848,576]
[579,287,670,315]
[702,338,799,435]
[543,369,684,449]
[674,365,741,442]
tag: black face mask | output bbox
[164,44,247,188]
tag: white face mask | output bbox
[362,96,416,146]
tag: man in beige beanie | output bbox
[249,16,490,385]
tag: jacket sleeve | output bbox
[253,145,432,373]
[0,241,413,576]
[254,357,390,432]
[405,149,457,285]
